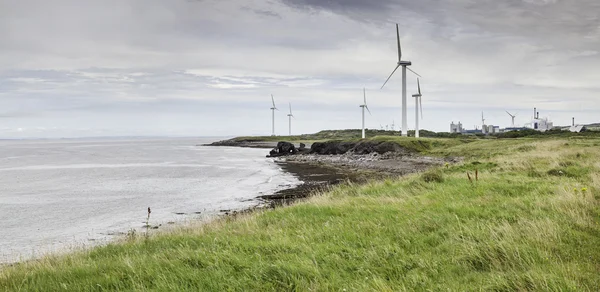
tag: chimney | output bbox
[572,117,575,126]
[536,112,539,119]
[534,107,536,119]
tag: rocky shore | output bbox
[222,139,460,208]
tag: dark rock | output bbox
[268,148,278,157]
[297,143,310,154]
[310,141,356,155]
[277,141,297,154]
[353,141,409,155]
[267,141,297,157]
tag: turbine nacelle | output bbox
[398,61,412,66]
[287,103,294,117]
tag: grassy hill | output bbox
[230,128,600,144]
[1,137,599,290]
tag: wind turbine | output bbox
[412,78,423,138]
[381,23,421,137]
[506,111,516,127]
[359,88,372,139]
[287,103,295,136]
[270,94,278,136]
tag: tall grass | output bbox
[1,138,599,291]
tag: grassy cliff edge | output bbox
[1,137,599,291]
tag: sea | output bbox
[0,137,300,263]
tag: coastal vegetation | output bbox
[1,136,599,290]
[228,128,600,144]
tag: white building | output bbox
[450,121,463,133]
[526,118,554,132]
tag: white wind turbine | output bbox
[359,88,372,139]
[412,78,423,138]
[270,94,278,136]
[287,103,295,136]
[381,23,421,137]
[506,111,516,127]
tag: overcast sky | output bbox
[1,0,598,138]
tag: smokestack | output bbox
[573,117,575,126]
[536,112,539,119]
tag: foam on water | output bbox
[0,138,300,263]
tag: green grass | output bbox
[231,129,396,143]
[1,138,599,291]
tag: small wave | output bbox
[0,163,211,171]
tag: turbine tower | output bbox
[412,78,423,138]
[359,88,372,139]
[287,102,295,136]
[270,94,278,136]
[506,111,516,127]
[381,23,421,137]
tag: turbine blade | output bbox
[381,64,401,89]
[366,105,372,116]
[271,94,276,108]
[417,78,421,95]
[289,102,292,114]
[407,67,422,77]
[363,88,367,105]
[396,23,402,62]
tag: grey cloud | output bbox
[281,0,600,44]
[242,6,282,18]
[0,0,598,137]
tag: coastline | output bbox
[4,138,599,290]
[0,140,443,266]
[233,140,458,209]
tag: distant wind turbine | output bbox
[412,78,423,138]
[270,94,278,136]
[287,103,295,136]
[506,111,516,127]
[381,23,421,137]
[359,88,372,139]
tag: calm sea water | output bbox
[0,137,299,263]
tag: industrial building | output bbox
[450,121,463,133]
[450,107,556,135]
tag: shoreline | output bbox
[1,141,440,266]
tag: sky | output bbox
[0,0,599,138]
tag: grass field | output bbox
[1,137,599,291]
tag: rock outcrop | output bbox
[268,140,421,157]
[309,141,356,155]
[267,142,298,157]
[352,140,411,155]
